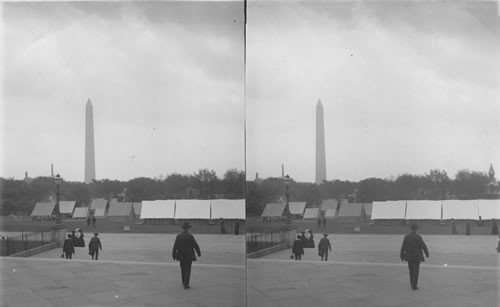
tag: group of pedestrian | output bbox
[62,229,102,261]
[291,230,332,261]
[86,215,97,228]
[317,216,327,229]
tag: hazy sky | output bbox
[1,1,244,182]
[246,1,500,182]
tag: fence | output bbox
[246,227,296,254]
[0,230,56,256]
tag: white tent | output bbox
[405,200,442,220]
[261,203,286,217]
[31,202,55,217]
[324,209,336,218]
[175,199,211,219]
[478,199,500,220]
[371,201,406,219]
[140,200,175,219]
[303,208,320,219]
[320,199,338,211]
[90,198,108,210]
[59,201,76,215]
[94,208,106,218]
[289,202,306,215]
[133,202,142,217]
[72,207,89,219]
[210,199,245,219]
[442,200,479,220]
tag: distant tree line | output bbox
[246,169,499,216]
[0,168,245,216]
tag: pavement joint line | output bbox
[0,256,245,269]
[247,258,500,270]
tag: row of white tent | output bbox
[140,199,245,220]
[371,199,500,220]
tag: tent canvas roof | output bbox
[31,202,56,216]
[289,202,306,215]
[72,207,89,218]
[478,199,500,219]
[442,200,479,220]
[58,201,76,214]
[363,203,373,216]
[337,203,365,217]
[261,203,286,217]
[133,202,142,216]
[405,200,442,220]
[320,199,338,211]
[303,208,320,219]
[90,199,108,210]
[175,199,211,219]
[210,199,245,219]
[324,208,336,218]
[107,202,134,217]
[371,201,406,219]
[140,200,175,219]
[94,208,106,217]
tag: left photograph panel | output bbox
[1,1,246,306]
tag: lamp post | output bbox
[54,174,63,225]
[284,174,292,224]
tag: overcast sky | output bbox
[246,1,500,183]
[1,1,244,182]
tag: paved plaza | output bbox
[1,233,245,307]
[248,234,500,307]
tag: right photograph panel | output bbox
[245,1,500,306]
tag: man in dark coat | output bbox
[318,233,332,261]
[172,222,201,289]
[62,234,75,259]
[400,223,429,290]
[291,234,304,260]
[88,233,102,260]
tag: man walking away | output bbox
[172,222,201,289]
[292,234,304,260]
[400,223,429,290]
[318,233,332,261]
[63,234,75,259]
[88,232,102,260]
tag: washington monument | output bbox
[85,99,96,183]
[316,99,327,184]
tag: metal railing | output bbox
[0,230,56,256]
[246,227,295,253]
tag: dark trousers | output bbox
[180,260,193,288]
[408,261,420,289]
[294,253,302,260]
[65,252,72,259]
[91,250,99,260]
[321,251,329,261]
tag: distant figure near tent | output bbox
[317,218,321,228]
[322,216,327,228]
[234,221,240,235]
[466,222,471,236]
[292,235,304,260]
[92,215,96,227]
[451,219,458,234]
[87,216,91,227]
[491,219,498,235]
[497,235,500,254]
[220,218,226,234]
[318,233,332,261]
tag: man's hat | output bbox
[323,233,328,237]
[409,222,420,231]
[181,222,192,230]
[93,232,99,236]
